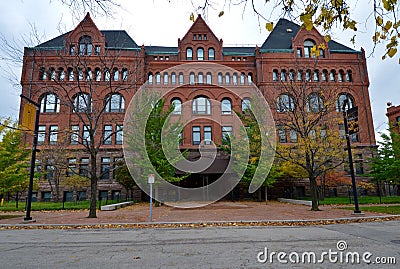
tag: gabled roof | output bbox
[181,15,220,43]
[145,46,178,55]
[260,18,357,53]
[35,30,139,49]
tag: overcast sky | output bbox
[0,0,399,139]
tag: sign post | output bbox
[148,174,155,222]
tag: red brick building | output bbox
[387,104,400,134]
[19,13,376,201]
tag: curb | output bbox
[1,215,399,230]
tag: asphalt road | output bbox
[1,221,399,269]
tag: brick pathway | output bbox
[0,201,396,226]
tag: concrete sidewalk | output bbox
[1,201,398,227]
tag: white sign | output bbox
[148,174,155,184]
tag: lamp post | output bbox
[342,99,361,214]
[20,94,40,222]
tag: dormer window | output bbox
[79,35,92,56]
[186,48,193,60]
[304,40,316,58]
[208,48,215,60]
[197,48,204,60]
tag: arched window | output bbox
[40,67,47,80]
[338,69,344,82]
[198,72,204,84]
[86,68,92,81]
[113,68,119,81]
[297,70,303,81]
[197,48,204,60]
[208,48,215,60]
[322,69,328,82]
[346,70,353,82]
[306,69,312,82]
[313,70,319,82]
[336,93,355,112]
[155,72,161,84]
[186,48,193,60]
[240,73,246,84]
[105,93,125,113]
[304,39,316,58]
[272,69,278,81]
[78,35,92,56]
[289,69,295,81]
[122,68,128,81]
[330,69,336,81]
[218,73,223,85]
[179,72,184,84]
[189,72,195,84]
[50,68,56,81]
[277,94,295,112]
[221,98,232,114]
[171,98,182,114]
[148,72,153,84]
[281,69,287,82]
[247,73,253,84]
[206,72,212,84]
[163,72,169,84]
[307,93,324,112]
[242,98,251,112]
[78,68,84,81]
[68,68,74,81]
[40,93,60,113]
[73,93,92,113]
[104,69,110,81]
[192,96,211,114]
[58,68,65,81]
[95,68,101,81]
[232,73,238,85]
[171,72,176,84]
[225,73,230,84]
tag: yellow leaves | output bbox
[265,22,274,32]
[324,35,331,43]
[218,11,224,17]
[387,48,397,58]
[189,13,194,22]
[383,21,393,32]
[376,16,383,26]
[318,43,326,50]
[382,0,396,11]
[300,13,314,31]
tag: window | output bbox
[105,93,124,113]
[192,96,211,114]
[232,73,238,85]
[221,98,232,114]
[307,93,324,112]
[281,69,287,82]
[42,191,51,202]
[73,93,91,113]
[289,69,295,81]
[79,158,89,177]
[336,93,354,112]
[297,70,303,81]
[330,69,336,81]
[248,73,253,84]
[206,72,212,84]
[40,93,60,113]
[179,72,184,84]
[306,69,311,82]
[355,154,364,175]
[161,72,168,84]
[148,72,153,84]
[113,68,119,81]
[197,48,204,60]
[82,125,90,145]
[222,126,232,143]
[171,72,176,84]
[58,68,65,81]
[171,98,182,114]
[319,48,325,58]
[242,98,251,112]
[296,48,302,57]
[103,125,112,145]
[155,72,161,84]
[86,68,92,81]
[71,125,79,145]
[122,68,128,81]
[346,70,352,82]
[204,34,207,40]
[208,48,215,60]
[322,69,328,82]
[95,45,101,55]
[198,72,204,84]
[313,70,319,82]
[277,94,295,112]
[67,68,74,81]
[104,69,110,81]
[67,158,77,177]
[39,67,47,80]
[204,126,212,145]
[338,69,344,82]
[116,125,123,145]
[69,45,75,55]
[38,125,46,145]
[189,72,195,84]
[304,40,315,58]
[186,48,193,60]
[289,129,298,143]
[278,126,287,143]
[79,35,92,55]
[225,73,230,84]
[78,68,84,81]
[272,69,278,81]
[218,73,223,84]
[49,125,58,145]
[192,126,201,145]
[240,73,245,84]
[95,68,101,81]
[45,165,55,181]
[50,68,56,81]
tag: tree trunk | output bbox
[309,176,320,211]
[88,176,97,218]
[15,192,19,209]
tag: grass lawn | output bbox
[0,199,130,212]
[301,196,400,205]
[340,205,400,215]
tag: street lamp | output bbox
[20,94,40,222]
[342,99,361,214]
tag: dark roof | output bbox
[223,47,255,56]
[260,18,356,52]
[35,30,139,49]
[145,46,178,54]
